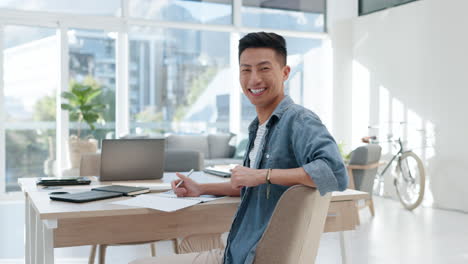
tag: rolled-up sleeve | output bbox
[292,111,348,195]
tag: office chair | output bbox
[347,144,382,217]
[130,185,332,264]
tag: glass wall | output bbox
[3,25,57,191]
[242,0,325,32]
[67,29,116,143]
[0,0,121,16]
[129,0,232,25]
[128,27,231,134]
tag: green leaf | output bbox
[61,92,78,103]
[61,103,75,111]
[71,83,84,95]
[80,104,93,112]
[85,89,101,103]
[69,112,80,121]
[88,123,96,131]
[83,112,99,124]
[66,77,108,135]
[92,104,106,111]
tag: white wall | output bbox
[327,0,357,141]
[331,0,468,212]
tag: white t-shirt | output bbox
[249,120,269,168]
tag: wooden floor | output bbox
[1,196,468,264]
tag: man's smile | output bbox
[249,87,267,96]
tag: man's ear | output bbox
[282,65,291,81]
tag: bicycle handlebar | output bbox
[362,135,405,146]
[361,136,376,143]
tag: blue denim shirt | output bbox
[223,96,348,264]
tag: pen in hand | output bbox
[175,169,194,188]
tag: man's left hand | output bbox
[230,165,266,190]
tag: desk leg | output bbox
[43,220,57,264]
[339,231,351,264]
[32,208,56,264]
[35,211,44,264]
[29,200,37,264]
[25,194,31,264]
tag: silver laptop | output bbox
[100,138,165,181]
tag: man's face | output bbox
[239,48,290,109]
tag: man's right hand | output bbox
[171,172,202,197]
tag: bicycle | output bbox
[362,133,426,210]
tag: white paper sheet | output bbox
[155,190,224,202]
[112,194,200,212]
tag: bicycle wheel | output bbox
[393,151,426,210]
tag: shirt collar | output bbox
[248,95,295,133]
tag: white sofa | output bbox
[166,133,243,167]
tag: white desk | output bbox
[19,173,368,264]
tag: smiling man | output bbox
[170,32,348,264]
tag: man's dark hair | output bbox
[238,32,287,66]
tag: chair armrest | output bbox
[346,162,382,189]
[346,162,381,170]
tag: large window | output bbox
[0,0,121,16]
[3,25,57,192]
[128,27,231,134]
[242,0,325,32]
[0,1,327,193]
[129,0,232,25]
[68,29,116,142]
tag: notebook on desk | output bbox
[92,185,150,196]
[49,191,123,203]
[49,185,149,203]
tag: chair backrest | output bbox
[348,144,382,193]
[253,186,331,264]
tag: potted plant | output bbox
[338,142,351,164]
[61,78,106,168]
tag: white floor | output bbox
[1,196,468,264]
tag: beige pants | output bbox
[179,234,224,264]
[191,249,224,264]
[130,249,224,264]
[130,233,225,264]
[177,234,225,254]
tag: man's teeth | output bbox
[251,88,265,94]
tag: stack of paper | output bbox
[111,191,223,212]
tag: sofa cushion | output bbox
[208,134,234,159]
[166,135,210,159]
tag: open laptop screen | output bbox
[100,138,165,181]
